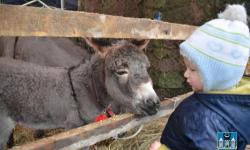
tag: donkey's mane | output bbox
[69,53,104,85]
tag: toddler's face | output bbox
[183,58,203,92]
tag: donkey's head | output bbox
[86,39,160,116]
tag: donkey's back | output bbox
[0,58,83,149]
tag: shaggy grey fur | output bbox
[0,37,122,148]
[0,37,93,67]
[0,36,96,148]
[0,39,160,149]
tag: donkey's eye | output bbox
[116,71,128,76]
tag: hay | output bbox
[10,116,168,150]
[13,125,36,146]
[90,116,169,150]
[10,114,250,150]
[11,125,65,147]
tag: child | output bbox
[150,4,250,150]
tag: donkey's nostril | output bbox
[146,99,154,105]
[139,98,161,116]
[145,99,159,108]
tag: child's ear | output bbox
[85,38,112,58]
[129,39,150,50]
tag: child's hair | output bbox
[179,4,250,92]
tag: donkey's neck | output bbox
[70,54,111,107]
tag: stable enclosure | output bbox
[1,1,250,150]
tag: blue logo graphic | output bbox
[217,132,237,150]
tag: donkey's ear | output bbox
[85,38,112,58]
[129,39,150,50]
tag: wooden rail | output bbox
[0,4,197,39]
[9,92,193,150]
[1,3,196,149]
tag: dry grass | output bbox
[11,125,65,147]
[10,116,168,150]
[90,116,169,150]
[12,125,36,147]
[9,102,250,150]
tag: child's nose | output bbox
[184,70,189,78]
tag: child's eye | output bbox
[191,69,196,72]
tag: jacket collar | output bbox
[207,75,250,94]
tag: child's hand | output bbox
[150,141,162,150]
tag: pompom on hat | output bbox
[180,4,250,92]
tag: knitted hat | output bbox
[179,4,250,92]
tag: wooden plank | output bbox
[0,4,197,39]
[9,92,193,150]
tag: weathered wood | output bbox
[9,92,193,150]
[0,4,197,39]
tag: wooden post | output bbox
[0,4,197,39]
[77,0,84,11]
[9,92,192,150]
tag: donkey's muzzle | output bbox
[137,98,160,116]
[145,98,160,108]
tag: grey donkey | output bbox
[0,38,160,149]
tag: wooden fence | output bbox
[0,3,197,150]
[0,4,197,39]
